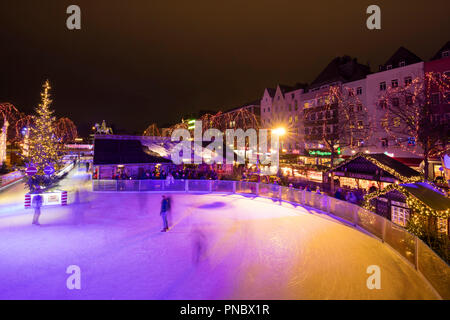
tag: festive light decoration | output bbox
[307,85,375,167]
[363,183,450,219]
[0,102,20,165]
[25,80,61,190]
[328,152,423,183]
[0,120,7,165]
[165,108,260,136]
[377,71,450,179]
[54,117,78,143]
[143,123,161,136]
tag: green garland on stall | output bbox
[363,183,450,219]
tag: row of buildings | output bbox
[229,42,449,179]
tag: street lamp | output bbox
[272,127,286,136]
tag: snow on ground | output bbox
[0,167,439,299]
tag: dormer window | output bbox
[386,64,393,70]
[443,50,449,58]
[399,60,406,67]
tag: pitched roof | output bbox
[380,46,422,70]
[309,56,370,89]
[265,88,276,98]
[94,138,172,165]
[329,153,422,182]
[278,84,295,93]
[430,41,450,61]
[400,182,450,212]
[368,153,422,179]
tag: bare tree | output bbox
[313,85,373,167]
[143,123,161,137]
[54,117,78,143]
[378,72,449,180]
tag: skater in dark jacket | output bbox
[160,195,170,232]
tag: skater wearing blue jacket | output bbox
[160,195,170,232]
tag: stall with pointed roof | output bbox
[326,152,423,192]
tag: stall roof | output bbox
[400,182,450,212]
[94,138,172,165]
[329,153,422,181]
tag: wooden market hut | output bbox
[327,153,422,192]
[364,182,450,235]
[93,136,174,179]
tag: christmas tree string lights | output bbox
[26,80,62,190]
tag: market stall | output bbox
[364,182,450,235]
[326,153,423,193]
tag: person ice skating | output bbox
[32,193,43,226]
[192,226,207,264]
[160,195,169,232]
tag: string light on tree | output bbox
[25,80,61,191]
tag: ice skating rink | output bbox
[0,170,439,299]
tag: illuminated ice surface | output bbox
[0,169,439,299]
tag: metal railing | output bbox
[92,179,450,299]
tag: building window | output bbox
[380,82,386,91]
[443,50,449,58]
[357,121,364,129]
[392,98,400,107]
[392,79,399,88]
[305,128,309,135]
[431,93,440,105]
[381,138,388,147]
[289,116,293,123]
[268,107,270,112]
[386,64,392,70]
[393,117,401,127]
[406,95,413,105]
[408,137,416,146]
[391,205,410,227]
[399,60,406,67]
[357,87,363,95]
[357,104,363,112]
[295,115,298,122]
[294,101,298,110]
[404,76,412,86]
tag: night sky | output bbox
[0,0,449,137]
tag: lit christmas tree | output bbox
[26,80,61,191]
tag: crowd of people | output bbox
[113,168,219,181]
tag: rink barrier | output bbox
[92,179,450,299]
